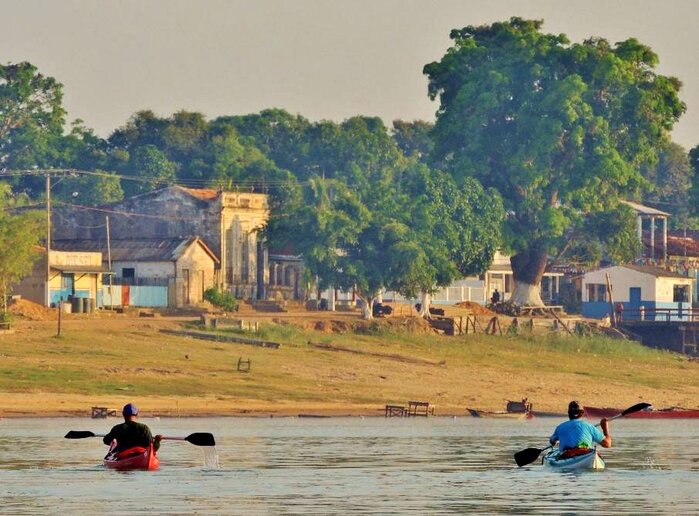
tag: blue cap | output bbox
[122,403,138,416]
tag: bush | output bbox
[203,287,238,312]
[0,311,11,324]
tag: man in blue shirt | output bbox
[550,401,611,456]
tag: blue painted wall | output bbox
[129,286,168,307]
[101,285,168,307]
[583,300,690,321]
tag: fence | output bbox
[622,307,699,322]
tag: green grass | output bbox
[1,316,698,413]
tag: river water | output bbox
[1,416,698,514]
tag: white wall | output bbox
[582,266,691,303]
[114,261,174,278]
[655,276,693,302]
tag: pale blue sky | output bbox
[3,0,698,148]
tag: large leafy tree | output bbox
[0,183,44,314]
[0,62,67,196]
[274,117,503,319]
[424,18,685,305]
[392,120,434,163]
[641,142,693,229]
[401,166,503,316]
[687,146,699,227]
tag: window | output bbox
[673,285,689,303]
[586,283,607,302]
[122,268,135,285]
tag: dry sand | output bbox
[2,299,697,418]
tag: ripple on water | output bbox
[0,417,698,514]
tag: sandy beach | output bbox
[2,302,698,419]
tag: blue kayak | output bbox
[543,448,605,470]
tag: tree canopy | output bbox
[271,118,503,318]
[641,142,693,229]
[0,183,44,314]
[424,18,685,305]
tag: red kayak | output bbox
[104,443,160,471]
[584,406,699,419]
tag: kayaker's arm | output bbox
[599,418,612,448]
[102,429,115,445]
[153,434,162,451]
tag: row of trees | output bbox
[0,18,694,315]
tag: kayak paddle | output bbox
[65,430,216,447]
[65,430,105,439]
[161,432,216,447]
[513,402,651,467]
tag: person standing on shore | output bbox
[103,403,161,454]
[549,401,611,458]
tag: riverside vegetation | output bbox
[1,313,698,417]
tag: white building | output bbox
[582,264,693,320]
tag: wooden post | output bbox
[57,300,62,337]
[605,273,617,327]
[548,309,574,336]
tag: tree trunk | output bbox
[1,282,6,314]
[357,294,375,320]
[329,287,336,312]
[417,290,432,318]
[509,248,548,306]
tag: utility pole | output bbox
[106,216,113,310]
[46,174,51,307]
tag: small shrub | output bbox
[0,311,11,324]
[204,287,238,312]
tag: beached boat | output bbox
[543,448,605,470]
[104,443,160,471]
[467,408,533,419]
[584,406,699,419]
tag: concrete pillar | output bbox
[636,215,643,256]
[650,217,655,261]
[662,217,667,262]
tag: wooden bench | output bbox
[237,357,251,372]
[91,406,118,418]
[385,405,406,417]
[519,305,564,316]
[407,401,434,417]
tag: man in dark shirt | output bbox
[103,403,162,453]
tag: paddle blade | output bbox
[64,430,97,439]
[514,447,544,467]
[621,402,652,417]
[185,432,216,447]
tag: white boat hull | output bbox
[543,449,605,470]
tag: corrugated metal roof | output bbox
[52,264,108,273]
[620,264,690,279]
[51,237,219,263]
[621,200,670,217]
[179,186,219,201]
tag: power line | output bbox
[0,168,313,188]
[52,200,208,222]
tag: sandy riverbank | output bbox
[2,303,698,419]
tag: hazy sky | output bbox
[3,0,699,148]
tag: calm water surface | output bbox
[1,416,698,514]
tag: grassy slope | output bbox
[1,316,697,416]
